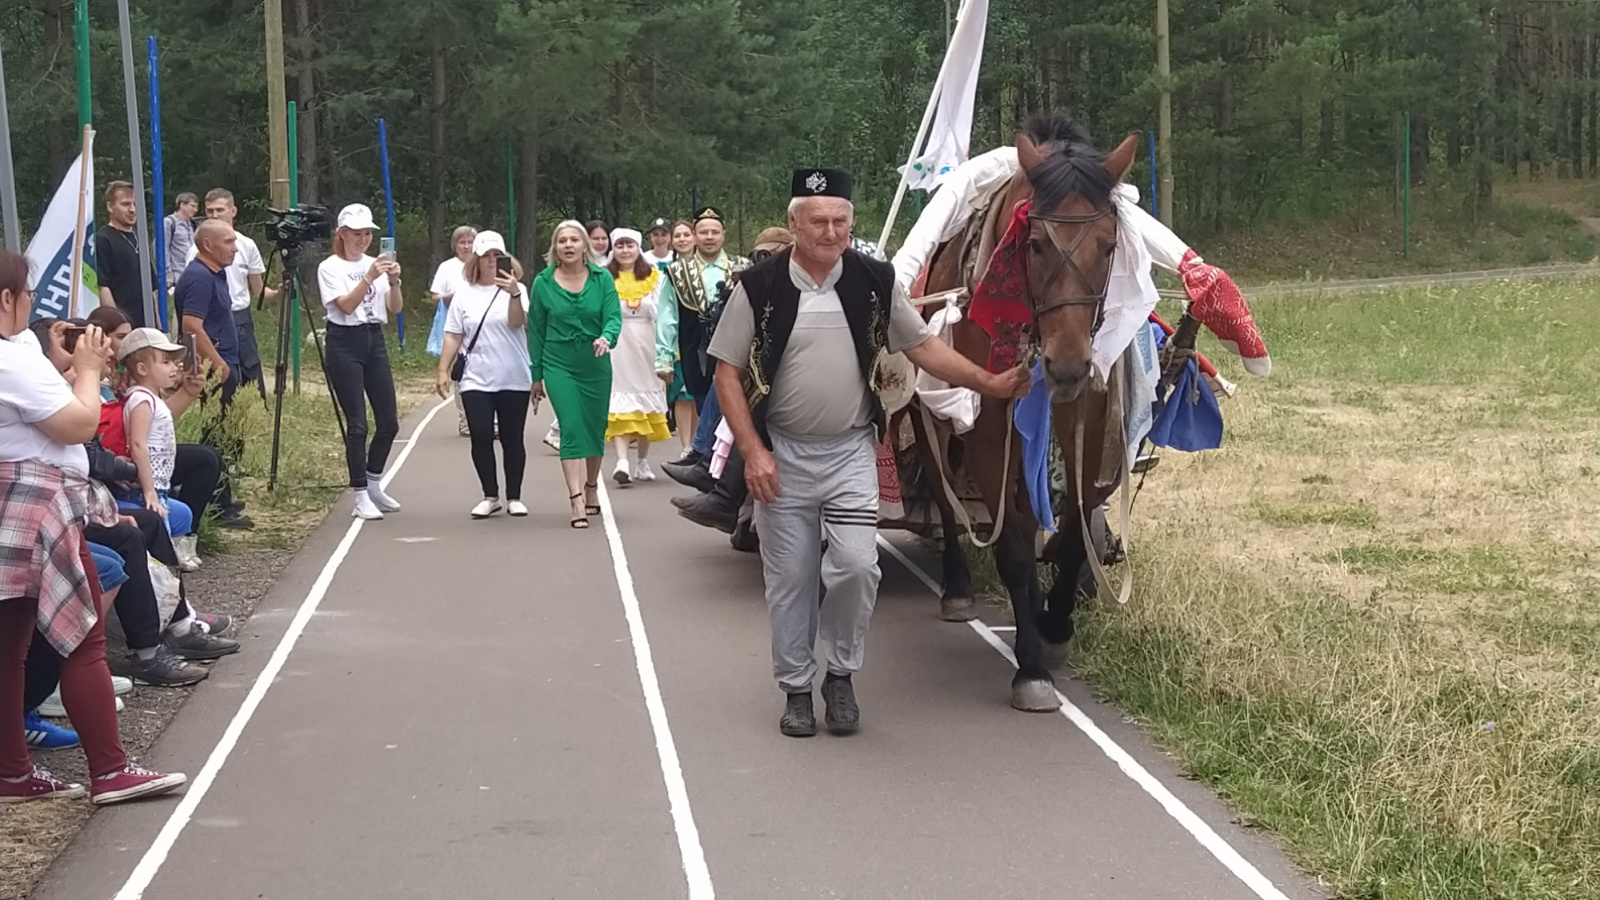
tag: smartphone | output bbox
[496,255,514,276]
[61,325,87,353]
[378,236,396,261]
[179,333,198,372]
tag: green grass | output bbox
[969,278,1600,899]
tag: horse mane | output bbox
[1022,111,1114,211]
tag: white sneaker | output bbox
[542,426,560,452]
[507,500,529,517]
[366,480,402,513]
[37,689,123,718]
[172,535,202,572]
[351,492,384,520]
[470,498,502,519]
[633,460,656,482]
[111,676,133,697]
[613,458,632,485]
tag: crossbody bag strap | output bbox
[462,288,503,357]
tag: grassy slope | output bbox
[1063,279,1598,899]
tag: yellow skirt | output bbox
[606,411,672,443]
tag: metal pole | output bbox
[0,39,21,251]
[1156,0,1175,226]
[115,0,155,328]
[1403,113,1411,260]
[265,0,290,208]
[1148,129,1159,216]
[377,118,403,346]
[147,37,168,331]
[506,134,516,251]
[75,0,91,129]
[288,100,301,394]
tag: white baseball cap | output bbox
[336,203,378,231]
[117,327,183,362]
[472,230,508,256]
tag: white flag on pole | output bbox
[25,142,98,321]
[901,0,990,192]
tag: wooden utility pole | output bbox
[1155,0,1174,226]
[265,0,290,208]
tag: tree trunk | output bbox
[1409,113,1429,183]
[428,36,448,268]
[292,0,319,203]
[42,0,73,179]
[516,130,540,264]
[1319,98,1335,163]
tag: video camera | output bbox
[262,204,334,247]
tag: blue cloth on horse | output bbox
[1014,359,1056,534]
[1149,357,1223,451]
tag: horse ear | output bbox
[1016,132,1044,172]
[1105,132,1140,183]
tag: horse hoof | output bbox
[939,595,977,622]
[1011,679,1062,712]
[1041,640,1072,670]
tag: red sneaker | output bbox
[90,765,186,806]
[0,766,87,803]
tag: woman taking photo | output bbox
[0,249,186,804]
[436,231,531,520]
[317,203,404,521]
[528,221,621,529]
[603,229,671,486]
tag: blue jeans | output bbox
[86,542,129,592]
[117,492,193,537]
[692,388,722,456]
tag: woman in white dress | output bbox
[603,229,671,485]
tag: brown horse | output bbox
[909,112,1138,712]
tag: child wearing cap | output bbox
[115,328,197,547]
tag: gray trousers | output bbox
[754,425,881,693]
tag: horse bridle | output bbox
[1025,205,1117,334]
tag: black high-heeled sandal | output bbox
[584,482,601,517]
[568,492,589,529]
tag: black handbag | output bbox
[449,288,502,382]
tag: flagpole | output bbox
[69,126,93,317]
[75,0,91,129]
[377,117,403,347]
[115,0,155,328]
[877,0,969,251]
[148,36,169,331]
[0,40,20,251]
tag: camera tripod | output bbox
[267,239,348,491]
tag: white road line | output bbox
[595,482,715,899]
[111,398,453,900]
[876,535,1294,900]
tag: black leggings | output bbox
[325,323,400,489]
[171,442,232,522]
[461,390,530,500]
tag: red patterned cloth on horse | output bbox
[967,199,1033,373]
[1177,249,1270,376]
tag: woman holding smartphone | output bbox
[436,232,531,519]
[317,204,404,521]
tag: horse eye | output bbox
[1026,238,1044,255]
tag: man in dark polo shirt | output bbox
[175,219,241,408]
[95,181,153,327]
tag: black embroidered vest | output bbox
[740,248,896,447]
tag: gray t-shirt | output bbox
[708,255,931,436]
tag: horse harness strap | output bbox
[1072,413,1133,606]
[1027,205,1116,330]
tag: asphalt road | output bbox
[29,400,1327,900]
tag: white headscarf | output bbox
[610,227,642,249]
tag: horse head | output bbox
[1016,114,1138,404]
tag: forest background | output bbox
[1,0,1597,282]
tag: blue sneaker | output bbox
[24,711,80,751]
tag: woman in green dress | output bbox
[528,220,622,528]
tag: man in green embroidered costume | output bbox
[709,168,1032,738]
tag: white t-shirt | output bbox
[643,250,673,269]
[317,254,392,326]
[0,337,90,475]
[445,281,532,393]
[187,232,268,312]
[430,257,466,301]
[123,386,176,491]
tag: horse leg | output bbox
[909,406,976,622]
[995,510,1057,711]
[1039,393,1110,668]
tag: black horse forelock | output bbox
[1022,112,1114,211]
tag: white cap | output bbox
[336,203,378,231]
[472,230,508,256]
[610,227,642,249]
[117,327,183,362]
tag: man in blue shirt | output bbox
[174,219,241,406]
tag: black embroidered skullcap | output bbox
[790,168,854,201]
[694,206,724,223]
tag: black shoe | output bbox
[822,673,859,735]
[672,493,739,534]
[780,691,817,738]
[661,459,715,493]
[165,626,241,661]
[217,510,255,530]
[124,646,209,687]
[730,517,759,553]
